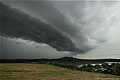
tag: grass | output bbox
[0,63,120,80]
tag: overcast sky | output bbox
[1,0,120,59]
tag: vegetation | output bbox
[50,62,120,76]
[0,63,120,80]
[0,57,120,76]
[77,63,120,75]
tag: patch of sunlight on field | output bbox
[0,63,120,80]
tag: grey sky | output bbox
[0,36,72,59]
[1,0,120,59]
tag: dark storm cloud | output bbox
[0,2,82,52]
[1,0,120,59]
[2,0,116,55]
[2,0,90,51]
[3,1,79,36]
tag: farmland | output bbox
[0,63,120,80]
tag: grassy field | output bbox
[0,63,120,80]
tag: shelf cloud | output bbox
[1,0,120,59]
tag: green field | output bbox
[0,63,120,80]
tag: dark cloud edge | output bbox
[0,2,84,53]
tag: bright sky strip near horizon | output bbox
[1,0,120,59]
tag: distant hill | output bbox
[0,57,120,63]
[57,57,120,62]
